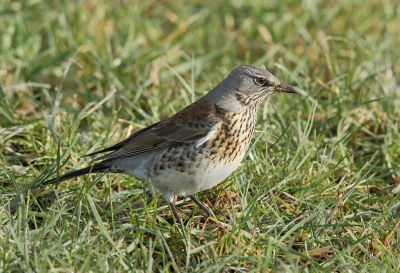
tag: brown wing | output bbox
[91,98,222,161]
[84,121,163,157]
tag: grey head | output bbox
[208,65,297,111]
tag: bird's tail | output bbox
[43,163,107,185]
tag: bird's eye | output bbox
[254,77,267,86]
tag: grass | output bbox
[1,0,399,272]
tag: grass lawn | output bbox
[1,0,399,272]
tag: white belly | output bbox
[109,147,244,203]
[150,156,242,201]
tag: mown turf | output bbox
[1,0,399,272]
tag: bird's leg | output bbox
[168,202,181,222]
[189,195,212,217]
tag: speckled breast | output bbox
[148,109,258,197]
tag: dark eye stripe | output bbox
[254,77,266,85]
[264,80,273,86]
[255,77,275,87]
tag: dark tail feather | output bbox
[43,164,107,185]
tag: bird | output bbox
[44,65,298,221]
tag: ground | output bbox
[0,0,399,272]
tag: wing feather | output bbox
[91,98,222,161]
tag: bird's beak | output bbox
[275,83,298,94]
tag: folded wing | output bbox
[89,98,222,161]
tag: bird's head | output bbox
[229,65,298,97]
